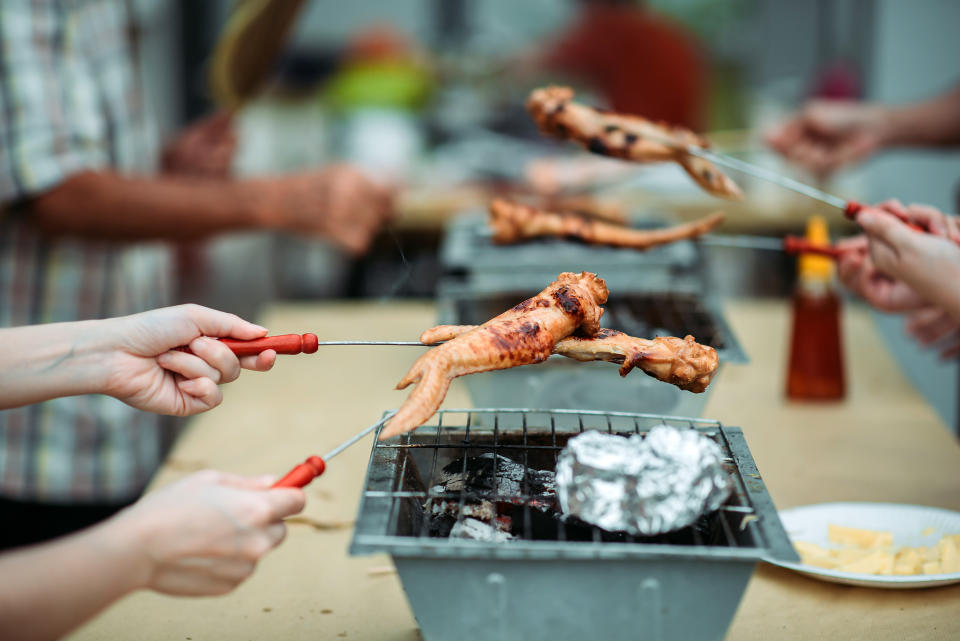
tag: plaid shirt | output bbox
[0,0,172,503]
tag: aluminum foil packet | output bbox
[556,426,732,535]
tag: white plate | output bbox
[763,502,960,589]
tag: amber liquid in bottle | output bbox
[786,278,845,400]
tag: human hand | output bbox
[162,111,237,178]
[765,100,891,176]
[855,205,960,321]
[865,198,960,243]
[112,470,305,596]
[252,165,395,255]
[905,306,960,359]
[835,235,928,312]
[99,304,277,416]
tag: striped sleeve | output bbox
[0,0,110,205]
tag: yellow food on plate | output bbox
[939,537,960,573]
[836,549,894,575]
[794,525,960,576]
[828,524,893,549]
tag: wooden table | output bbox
[69,300,960,641]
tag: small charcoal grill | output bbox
[435,284,746,417]
[440,211,705,293]
[350,408,796,641]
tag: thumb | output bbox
[182,305,269,341]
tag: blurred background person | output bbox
[532,0,707,129]
[0,0,391,548]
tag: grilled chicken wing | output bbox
[553,329,717,393]
[381,272,609,440]
[421,326,718,393]
[526,86,742,200]
[489,199,725,249]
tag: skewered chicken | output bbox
[541,194,627,224]
[420,326,717,394]
[526,86,743,200]
[380,272,609,440]
[553,330,717,393]
[489,198,725,249]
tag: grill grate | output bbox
[353,409,794,560]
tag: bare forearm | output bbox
[0,321,111,409]
[0,519,146,641]
[883,85,960,148]
[29,170,275,240]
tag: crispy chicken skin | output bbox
[421,326,718,393]
[489,199,725,249]
[380,272,609,440]
[526,86,742,200]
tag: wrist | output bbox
[45,319,117,397]
[236,178,284,230]
[869,104,901,148]
[85,510,155,592]
[81,318,134,396]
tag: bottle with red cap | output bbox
[786,215,846,400]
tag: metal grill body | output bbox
[350,409,796,641]
[435,286,746,417]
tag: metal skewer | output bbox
[683,145,851,211]
[272,412,397,488]
[700,234,787,251]
[321,412,396,460]
[675,142,935,235]
[316,340,428,346]
[701,234,844,258]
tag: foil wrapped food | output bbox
[556,426,732,535]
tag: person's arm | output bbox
[28,166,393,254]
[0,304,276,414]
[882,84,960,148]
[0,470,305,641]
[766,83,960,175]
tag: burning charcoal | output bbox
[423,453,556,539]
[556,427,732,536]
[433,453,556,499]
[450,518,515,542]
[424,499,500,537]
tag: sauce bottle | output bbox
[786,216,845,400]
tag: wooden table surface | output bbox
[69,299,960,641]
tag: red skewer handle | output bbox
[272,455,326,488]
[218,333,319,357]
[782,235,844,259]
[845,201,925,233]
[175,333,318,357]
